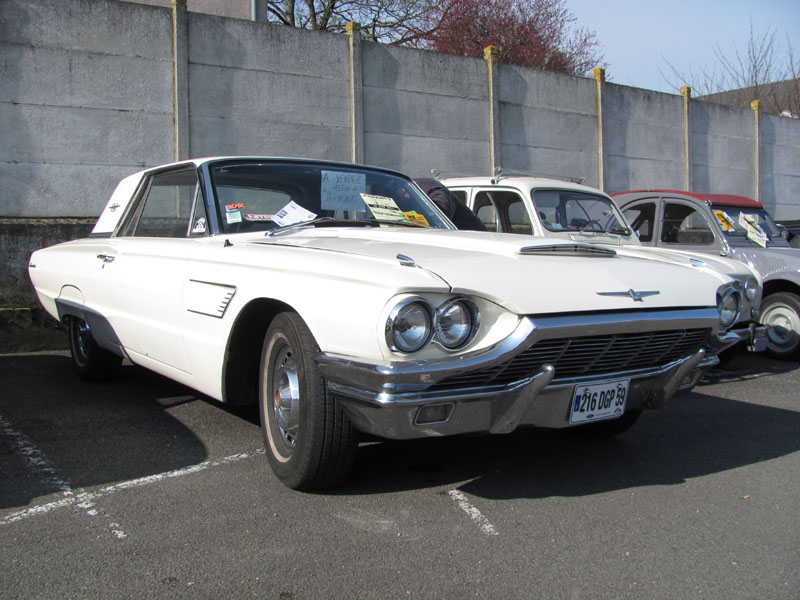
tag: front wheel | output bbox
[68,316,122,381]
[259,312,358,491]
[758,292,800,360]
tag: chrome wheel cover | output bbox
[270,345,300,453]
[762,301,800,352]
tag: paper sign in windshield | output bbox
[321,171,366,211]
[714,210,736,232]
[272,200,317,227]
[738,212,768,248]
[403,211,429,227]
[362,194,408,222]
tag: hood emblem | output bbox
[597,289,660,302]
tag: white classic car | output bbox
[439,174,766,358]
[30,158,737,490]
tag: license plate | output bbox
[570,379,629,424]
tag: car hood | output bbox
[250,228,722,314]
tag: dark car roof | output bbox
[613,190,764,209]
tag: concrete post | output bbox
[347,21,364,164]
[171,0,189,161]
[681,86,693,190]
[251,0,266,21]
[751,100,761,204]
[593,67,605,190]
[484,46,500,175]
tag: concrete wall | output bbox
[2,0,800,313]
[0,0,175,218]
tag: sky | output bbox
[566,0,800,94]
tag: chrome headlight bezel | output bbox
[385,297,434,353]
[435,298,481,350]
[743,277,759,303]
[717,286,741,331]
[385,296,482,354]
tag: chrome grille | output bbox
[432,328,709,390]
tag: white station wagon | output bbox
[29,158,736,489]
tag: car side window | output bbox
[123,168,199,238]
[473,192,498,231]
[661,202,715,246]
[622,202,656,242]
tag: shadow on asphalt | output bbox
[336,353,800,497]
[2,352,797,504]
[0,353,209,509]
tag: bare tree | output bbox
[661,19,799,117]
[262,0,445,44]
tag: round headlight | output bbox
[435,300,476,349]
[386,300,432,353]
[744,277,759,303]
[717,287,741,330]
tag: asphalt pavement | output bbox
[1,350,798,599]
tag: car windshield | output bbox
[209,161,451,234]
[531,189,630,234]
[711,206,786,248]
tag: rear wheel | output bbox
[259,312,358,490]
[68,316,122,380]
[759,292,800,360]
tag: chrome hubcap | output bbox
[762,302,800,351]
[271,346,300,451]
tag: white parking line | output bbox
[0,413,126,538]
[1,436,264,528]
[448,489,499,536]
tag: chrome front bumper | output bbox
[710,322,769,354]
[318,309,720,440]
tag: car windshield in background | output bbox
[711,206,784,248]
[531,190,630,234]
[210,161,451,234]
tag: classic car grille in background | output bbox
[432,328,709,390]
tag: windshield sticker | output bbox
[714,210,736,232]
[738,212,768,247]
[244,214,274,221]
[362,194,408,222]
[191,217,207,234]
[321,171,366,211]
[403,211,429,227]
[272,200,317,227]
[225,210,242,224]
[226,203,245,211]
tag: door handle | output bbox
[96,254,116,263]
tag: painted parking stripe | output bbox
[1,442,265,527]
[448,489,499,536]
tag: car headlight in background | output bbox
[386,296,480,353]
[717,286,741,330]
[743,277,759,303]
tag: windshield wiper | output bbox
[266,217,427,237]
[607,226,631,235]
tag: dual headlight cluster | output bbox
[718,277,759,330]
[386,297,480,353]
